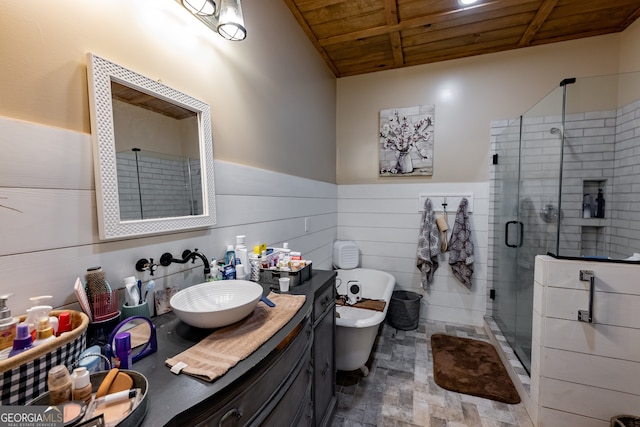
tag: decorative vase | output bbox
[397,152,413,173]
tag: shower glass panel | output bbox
[491,71,640,375]
[492,85,564,374]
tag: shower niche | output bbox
[489,71,640,374]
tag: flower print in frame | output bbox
[379,105,434,176]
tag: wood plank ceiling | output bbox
[282,0,640,77]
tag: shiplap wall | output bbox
[531,255,640,426]
[0,116,337,316]
[337,182,490,326]
[0,115,494,327]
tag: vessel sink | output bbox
[170,280,263,328]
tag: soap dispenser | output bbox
[32,317,56,346]
[0,294,18,351]
[21,296,57,340]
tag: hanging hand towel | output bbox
[448,198,474,288]
[417,198,441,288]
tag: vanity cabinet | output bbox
[190,315,313,426]
[135,270,337,427]
[311,277,336,427]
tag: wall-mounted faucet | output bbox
[159,249,211,280]
[135,258,158,276]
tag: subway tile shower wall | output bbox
[116,152,202,220]
[490,97,640,261]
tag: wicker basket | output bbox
[611,415,640,427]
[0,310,89,405]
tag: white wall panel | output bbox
[337,182,489,326]
[543,347,640,395]
[0,116,338,315]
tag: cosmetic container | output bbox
[48,365,72,405]
[114,332,132,369]
[71,367,92,405]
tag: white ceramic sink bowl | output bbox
[170,280,263,328]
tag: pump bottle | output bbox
[0,294,18,351]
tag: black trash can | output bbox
[387,290,423,330]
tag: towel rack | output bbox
[418,193,473,213]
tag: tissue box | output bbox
[259,263,312,288]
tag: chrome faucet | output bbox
[160,249,211,280]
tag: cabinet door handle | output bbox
[219,408,243,426]
[321,360,330,377]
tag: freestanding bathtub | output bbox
[335,268,395,375]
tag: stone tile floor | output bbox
[332,320,534,427]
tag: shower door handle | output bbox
[505,221,524,248]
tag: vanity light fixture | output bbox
[180,0,246,41]
[182,0,216,16]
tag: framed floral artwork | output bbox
[379,105,434,176]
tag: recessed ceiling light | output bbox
[459,0,479,5]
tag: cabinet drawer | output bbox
[313,281,335,322]
[260,353,312,426]
[194,316,312,426]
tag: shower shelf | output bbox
[577,218,608,227]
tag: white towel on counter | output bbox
[448,198,474,288]
[417,198,441,289]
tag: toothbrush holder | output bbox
[121,300,150,320]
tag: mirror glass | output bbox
[87,53,216,239]
[109,316,157,363]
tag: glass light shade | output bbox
[216,0,246,41]
[183,0,216,16]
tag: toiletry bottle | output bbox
[595,189,605,218]
[0,294,18,351]
[235,264,246,281]
[56,311,72,336]
[48,365,72,405]
[235,235,248,273]
[71,367,92,405]
[32,318,56,346]
[114,332,132,369]
[209,258,219,281]
[78,345,102,374]
[225,245,236,266]
[249,253,261,282]
[8,323,33,358]
[582,194,591,218]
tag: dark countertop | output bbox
[132,269,336,427]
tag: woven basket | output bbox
[611,415,640,427]
[0,310,89,405]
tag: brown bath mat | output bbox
[431,334,520,404]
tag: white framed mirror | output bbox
[86,53,216,240]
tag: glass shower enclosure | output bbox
[490,72,640,374]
